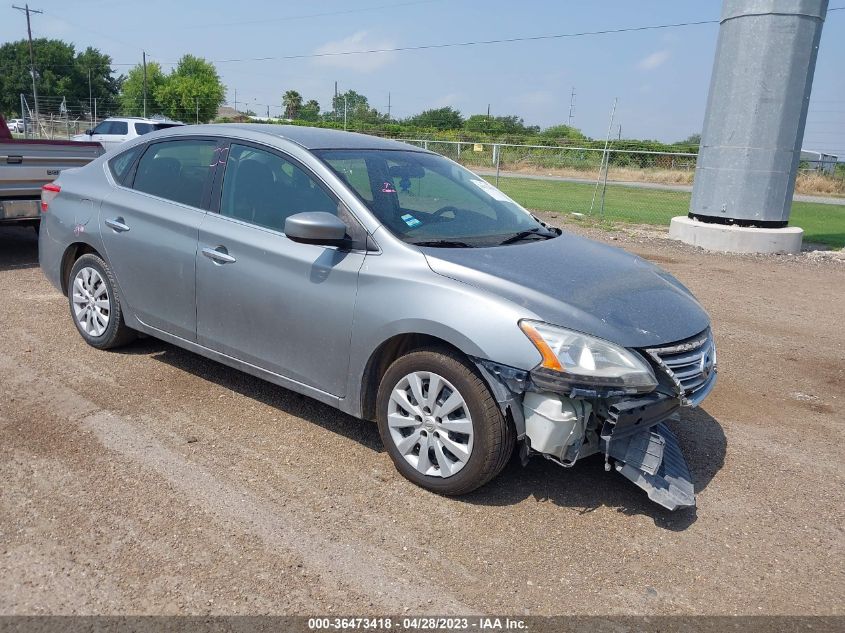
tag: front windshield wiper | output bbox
[410,239,474,248]
[498,227,556,246]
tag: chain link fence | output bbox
[9,96,843,228]
[398,139,845,227]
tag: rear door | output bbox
[99,137,219,340]
[195,141,367,396]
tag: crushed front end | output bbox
[475,327,717,511]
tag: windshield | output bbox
[314,149,553,247]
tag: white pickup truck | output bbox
[0,115,104,230]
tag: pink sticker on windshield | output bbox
[381,181,397,193]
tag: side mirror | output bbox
[284,212,348,246]
[85,129,93,135]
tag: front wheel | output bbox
[68,253,136,349]
[376,348,514,495]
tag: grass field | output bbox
[484,175,845,249]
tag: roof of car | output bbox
[197,123,424,151]
[104,116,185,124]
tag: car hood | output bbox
[421,232,710,348]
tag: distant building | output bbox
[800,149,838,175]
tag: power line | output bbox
[201,19,723,65]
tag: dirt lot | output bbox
[0,222,843,616]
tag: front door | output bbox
[196,142,366,397]
[99,137,218,340]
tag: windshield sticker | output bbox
[381,181,397,193]
[470,179,513,202]
[400,213,422,228]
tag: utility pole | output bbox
[142,51,148,118]
[617,124,622,140]
[13,4,43,133]
[334,81,338,120]
[343,95,348,130]
[88,69,92,121]
[568,87,576,127]
[387,92,391,119]
[195,97,199,124]
[233,88,237,113]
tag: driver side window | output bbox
[220,144,337,232]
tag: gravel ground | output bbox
[0,222,843,616]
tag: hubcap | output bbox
[386,371,474,478]
[72,267,110,337]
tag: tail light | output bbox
[41,183,61,213]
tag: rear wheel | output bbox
[376,348,514,495]
[68,253,135,349]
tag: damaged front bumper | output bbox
[473,354,717,512]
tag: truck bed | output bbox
[1,138,104,200]
[0,115,104,224]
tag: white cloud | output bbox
[637,50,671,71]
[432,93,460,108]
[313,31,397,73]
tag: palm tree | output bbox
[282,90,303,119]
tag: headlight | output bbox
[519,320,657,392]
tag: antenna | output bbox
[568,87,576,127]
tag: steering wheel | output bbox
[431,205,461,220]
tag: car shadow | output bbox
[121,337,384,453]
[462,407,726,530]
[0,225,40,272]
[119,337,726,531]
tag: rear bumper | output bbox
[0,199,40,223]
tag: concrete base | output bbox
[668,216,803,254]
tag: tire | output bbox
[68,253,136,350]
[376,347,515,495]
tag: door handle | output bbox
[201,246,236,264]
[105,217,130,232]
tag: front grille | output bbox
[646,329,717,406]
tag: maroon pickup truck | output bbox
[0,114,104,230]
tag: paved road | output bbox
[475,169,845,206]
[1,224,843,615]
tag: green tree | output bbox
[405,106,464,130]
[675,133,701,146]
[154,55,225,123]
[299,99,320,121]
[119,61,166,117]
[0,39,119,116]
[539,124,588,143]
[282,90,303,119]
[331,89,368,118]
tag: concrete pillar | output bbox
[671,0,828,253]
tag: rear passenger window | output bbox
[108,145,142,184]
[132,140,216,208]
[220,143,337,232]
[134,122,154,135]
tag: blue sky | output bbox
[2,0,843,149]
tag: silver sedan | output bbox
[39,124,715,509]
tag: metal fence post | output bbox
[494,144,501,188]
